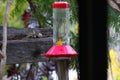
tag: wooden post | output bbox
[78,0,108,80]
[55,59,69,80]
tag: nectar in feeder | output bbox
[53,1,71,45]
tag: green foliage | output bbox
[108,5,120,80]
[3,65,9,75]
[28,0,55,27]
[108,6,120,30]
[116,75,120,80]
[0,1,6,25]
[0,0,29,28]
[27,0,78,27]
[9,0,29,28]
[42,76,48,80]
[70,22,79,69]
[11,0,29,18]
[108,6,120,44]
[69,0,78,23]
[0,0,78,28]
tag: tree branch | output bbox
[27,0,42,27]
[0,0,13,79]
[0,39,3,60]
[108,0,120,12]
[0,50,3,59]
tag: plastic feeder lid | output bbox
[52,1,70,8]
[41,45,78,57]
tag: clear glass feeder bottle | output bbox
[53,1,71,45]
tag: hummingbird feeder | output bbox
[41,1,78,80]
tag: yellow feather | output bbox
[56,38,63,45]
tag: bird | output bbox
[56,38,63,45]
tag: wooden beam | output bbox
[0,27,53,64]
[0,27,53,40]
[6,38,53,64]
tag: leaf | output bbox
[3,65,9,75]
[42,76,48,80]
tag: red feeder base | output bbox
[41,45,78,57]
